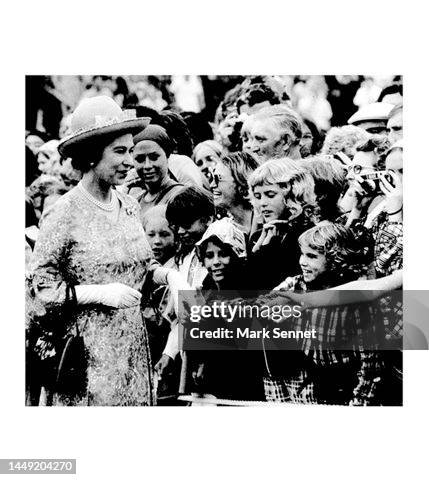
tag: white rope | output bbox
[178,394,275,406]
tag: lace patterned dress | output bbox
[29,186,155,406]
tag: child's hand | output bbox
[273,277,295,291]
[252,221,282,253]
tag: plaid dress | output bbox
[371,212,403,278]
[263,276,389,405]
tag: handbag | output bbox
[55,284,88,397]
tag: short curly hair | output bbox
[298,220,368,281]
[321,125,370,159]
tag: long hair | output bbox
[198,236,246,290]
[220,152,259,207]
[248,158,319,226]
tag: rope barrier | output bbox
[177,394,276,406]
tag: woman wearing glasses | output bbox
[209,152,259,234]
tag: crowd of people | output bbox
[25,75,403,406]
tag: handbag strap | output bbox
[56,284,80,386]
[65,283,79,336]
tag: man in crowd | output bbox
[241,104,303,162]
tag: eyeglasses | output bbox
[346,164,377,175]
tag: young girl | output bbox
[278,220,367,292]
[188,217,265,401]
[266,221,383,405]
[248,158,320,289]
[141,206,180,403]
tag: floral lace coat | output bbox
[28,186,155,406]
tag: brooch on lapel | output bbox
[125,204,138,216]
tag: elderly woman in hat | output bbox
[29,96,187,406]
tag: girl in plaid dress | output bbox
[264,221,382,405]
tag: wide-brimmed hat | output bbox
[348,102,394,125]
[58,96,150,157]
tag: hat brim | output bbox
[58,117,151,157]
[195,233,247,261]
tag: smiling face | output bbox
[93,133,134,186]
[252,183,287,222]
[202,240,234,285]
[133,140,169,187]
[144,216,175,264]
[299,243,328,283]
[194,145,221,180]
[242,119,286,162]
[210,163,237,209]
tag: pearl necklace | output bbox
[78,182,116,212]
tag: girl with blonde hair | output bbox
[247,158,320,289]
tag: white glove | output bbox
[75,283,142,309]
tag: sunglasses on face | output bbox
[207,170,223,186]
[212,173,223,185]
